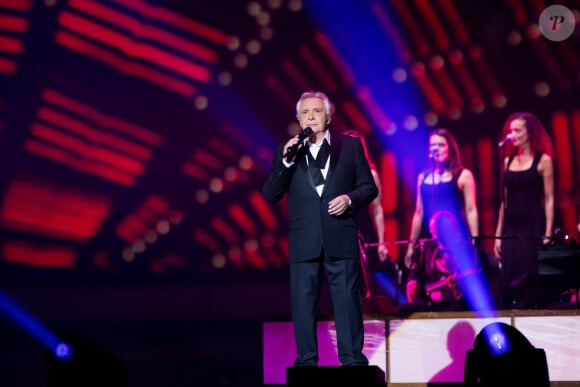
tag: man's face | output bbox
[298,97,328,134]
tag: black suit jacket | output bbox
[263,132,378,263]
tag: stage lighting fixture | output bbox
[464,322,549,387]
[44,331,128,387]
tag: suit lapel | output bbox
[322,134,341,195]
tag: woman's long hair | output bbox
[500,112,554,158]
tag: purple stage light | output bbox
[54,342,73,360]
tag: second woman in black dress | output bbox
[494,112,555,309]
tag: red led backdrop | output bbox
[0,0,578,285]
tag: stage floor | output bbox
[263,309,580,385]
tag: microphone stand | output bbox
[415,238,430,311]
[423,154,437,311]
[429,154,436,231]
[497,141,508,296]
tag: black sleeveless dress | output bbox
[406,169,471,311]
[419,168,467,239]
[415,170,468,277]
[501,153,545,292]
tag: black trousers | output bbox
[290,251,368,366]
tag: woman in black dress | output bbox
[494,112,555,309]
[404,128,479,269]
[404,128,479,309]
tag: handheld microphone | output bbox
[428,149,437,159]
[284,127,313,162]
[498,133,514,147]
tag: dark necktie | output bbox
[307,139,330,186]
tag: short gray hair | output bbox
[295,91,332,120]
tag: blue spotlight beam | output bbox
[373,272,407,305]
[0,288,67,356]
[429,210,497,315]
[304,1,439,192]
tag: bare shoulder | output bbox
[459,168,474,178]
[458,168,475,187]
[538,153,553,172]
[539,153,553,163]
[417,171,425,184]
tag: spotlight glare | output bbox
[121,248,134,262]
[488,331,510,355]
[218,72,232,86]
[132,239,146,253]
[492,93,507,108]
[195,189,209,204]
[247,1,261,16]
[392,67,407,83]
[506,30,522,45]
[288,0,302,12]
[256,11,271,26]
[224,167,238,181]
[244,239,259,253]
[169,210,183,224]
[429,55,444,71]
[193,96,208,110]
[209,177,224,193]
[54,342,73,360]
[260,26,274,40]
[267,0,282,9]
[156,219,170,234]
[424,112,438,126]
[211,253,226,269]
[227,36,240,50]
[402,115,418,130]
[144,231,158,244]
[448,106,462,120]
[234,53,248,68]
[534,81,550,97]
[247,39,261,54]
[239,156,253,170]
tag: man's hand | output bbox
[328,194,350,216]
